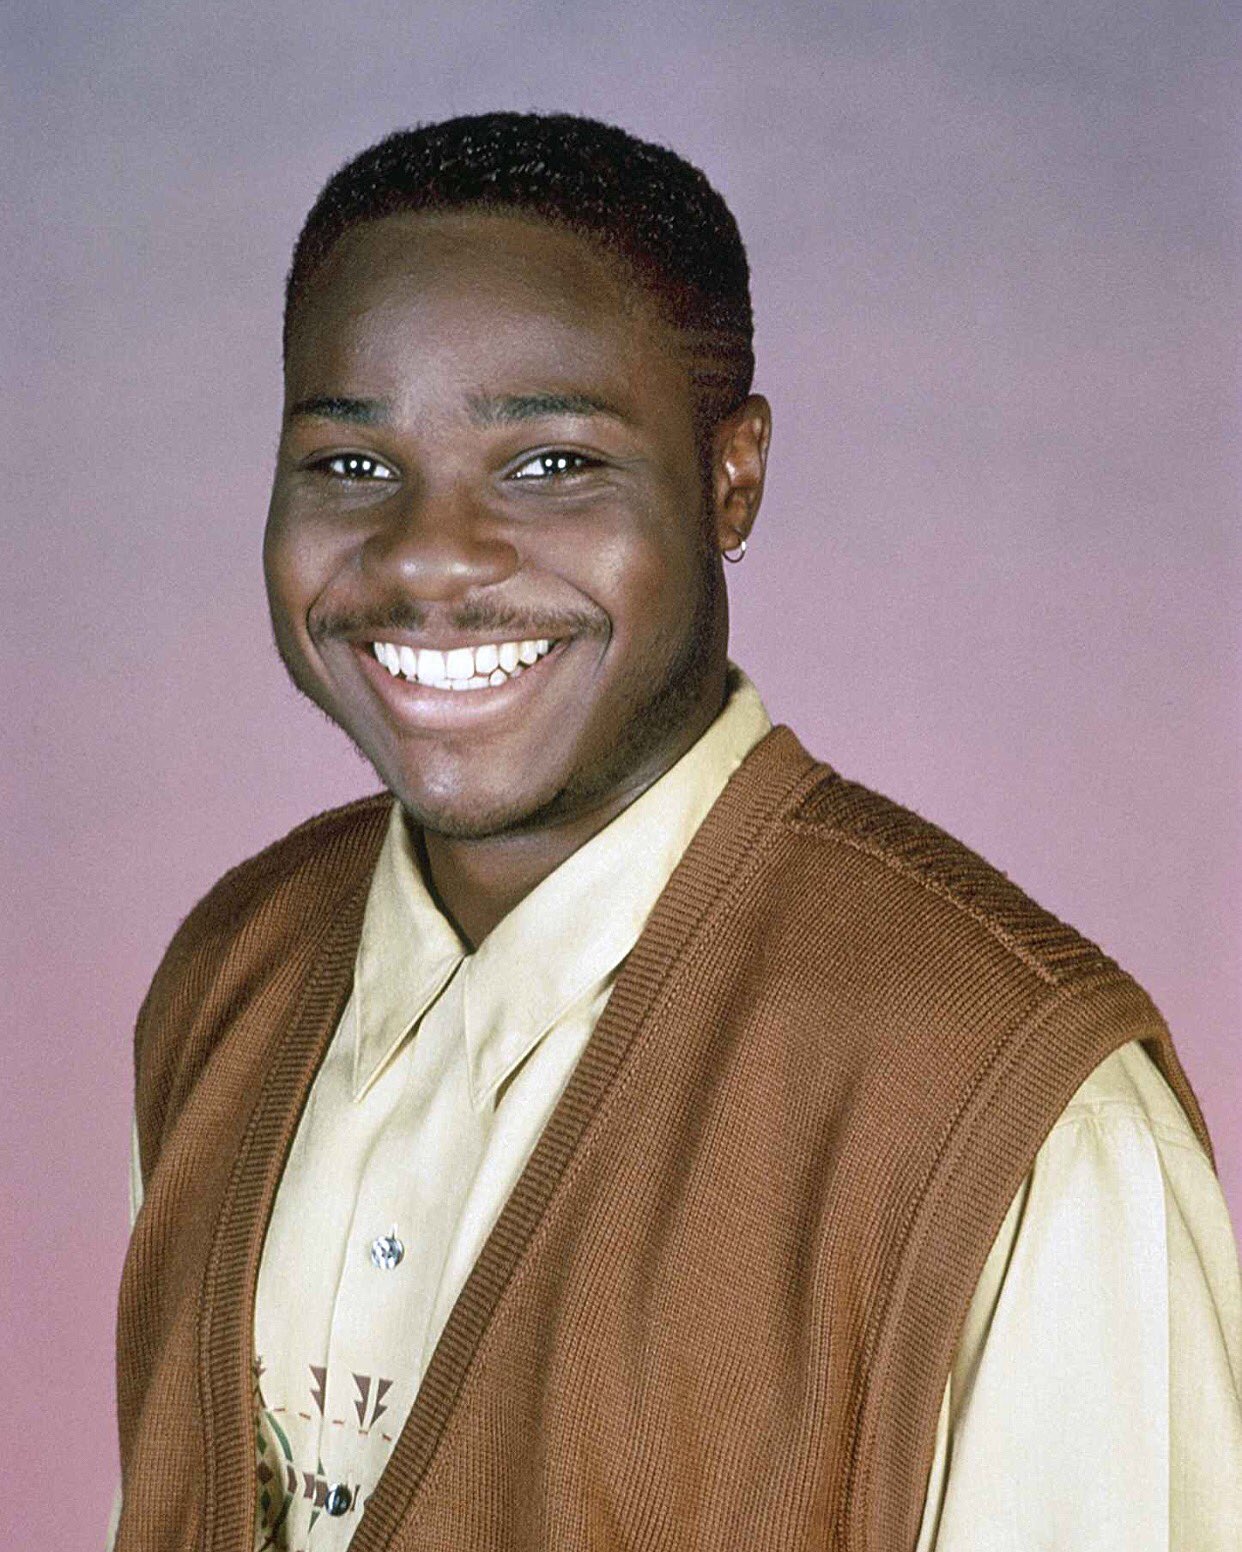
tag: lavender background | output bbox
[4,2,1237,1541]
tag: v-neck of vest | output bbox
[197,723,826,1550]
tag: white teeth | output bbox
[412,648,440,685]
[417,648,445,685]
[371,637,557,690]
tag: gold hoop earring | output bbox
[723,537,748,564]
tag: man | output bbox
[111,113,1241,1550]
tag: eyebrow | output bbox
[466,391,625,426]
[286,394,391,426]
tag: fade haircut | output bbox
[284,112,755,442]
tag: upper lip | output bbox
[343,629,564,650]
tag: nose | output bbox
[361,480,520,599]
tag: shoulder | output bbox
[768,752,1218,1148]
[133,793,391,1070]
[754,740,1217,1148]
[774,754,1119,996]
[154,792,391,965]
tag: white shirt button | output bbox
[369,1230,404,1270]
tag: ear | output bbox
[709,394,771,556]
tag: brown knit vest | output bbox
[114,727,1213,1551]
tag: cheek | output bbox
[601,527,706,650]
[553,497,703,626]
[262,497,300,588]
[264,506,341,625]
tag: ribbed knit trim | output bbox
[197,726,822,1550]
[199,859,381,1546]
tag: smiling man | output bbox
[111,114,1241,1551]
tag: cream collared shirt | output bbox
[111,669,1242,1550]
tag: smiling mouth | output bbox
[370,636,556,692]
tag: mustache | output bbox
[310,597,608,643]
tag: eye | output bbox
[312,453,399,482]
[510,450,599,481]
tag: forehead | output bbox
[284,211,676,393]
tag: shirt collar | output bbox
[351,664,772,1104]
[350,804,467,1100]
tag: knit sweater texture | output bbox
[114,727,1214,1551]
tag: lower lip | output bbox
[351,639,574,729]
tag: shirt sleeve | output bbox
[915,1041,1242,1551]
[128,1112,144,1226]
[105,1118,145,1551]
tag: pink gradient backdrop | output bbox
[4,3,1237,1542]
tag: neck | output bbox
[418,690,726,948]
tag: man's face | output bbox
[265,211,763,839]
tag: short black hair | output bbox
[284,111,754,434]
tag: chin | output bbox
[386,769,571,841]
